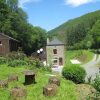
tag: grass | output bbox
[64,50,94,65]
[0,64,78,100]
[0,50,94,100]
[77,50,94,64]
[96,62,100,68]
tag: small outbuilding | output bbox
[46,38,64,67]
[0,33,19,56]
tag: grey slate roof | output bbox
[47,38,64,46]
[0,33,19,42]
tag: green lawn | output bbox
[64,50,94,66]
[0,50,94,100]
[96,62,100,68]
[0,64,78,100]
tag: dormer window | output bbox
[53,49,57,54]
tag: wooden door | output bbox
[59,58,63,65]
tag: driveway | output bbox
[51,66,63,75]
[82,54,100,82]
[51,54,100,79]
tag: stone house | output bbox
[46,38,64,67]
[0,33,19,56]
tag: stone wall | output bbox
[46,45,64,66]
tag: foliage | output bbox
[0,57,7,64]
[92,74,100,92]
[7,51,26,61]
[7,56,46,69]
[8,60,28,67]
[25,57,43,68]
[26,58,44,69]
[62,64,86,83]
[88,20,100,49]
[48,10,100,49]
[0,0,47,55]
[39,66,52,72]
[25,57,36,67]
[6,53,44,68]
[35,59,44,68]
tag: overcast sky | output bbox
[18,0,100,31]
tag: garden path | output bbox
[82,54,100,82]
[51,66,63,75]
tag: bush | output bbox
[92,74,100,92]
[7,52,26,61]
[62,64,86,83]
[8,60,28,67]
[25,58,34,66]
[0,57,7,64]
[40,66,52,72]
[35,59,44,68]
[25,57,43,68]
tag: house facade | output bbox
[46,38,64,67]
[0,33,19,56]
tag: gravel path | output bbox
[51,66,63,75]
[51,54,100,79]
[82,54,100,82]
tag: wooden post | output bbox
[0,80,8,88]
[8,74,18,82]
[10,87,27,100]
[24,70,35,85]
[43,84,58,96]
[48,76,60,86]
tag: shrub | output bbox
[0,57,7,64]
[25,57,43,68]
[92,74,100,92]
[35,59,44,68]
[62,64,86,83]
[8,60,28,67]
[25,57,36,67]
[40,66,52,72]
[7,52,26,61]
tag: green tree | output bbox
[88,20,100,49]
[48,10,100,49]
[6,0,18,11]
[0,0,47,55]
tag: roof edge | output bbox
[0,33,19,42]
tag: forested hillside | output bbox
[0,0,47,54]
[1,0,100,53]
[48,10,100,49]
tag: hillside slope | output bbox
[48,10,100,49]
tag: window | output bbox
[0,41,2,46]
[59,58,63,65]
[53,59,57,63]
[53,58,58,65]
[53,49,57,54]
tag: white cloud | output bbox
[19,0,41,8]
[64,0,99,7]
